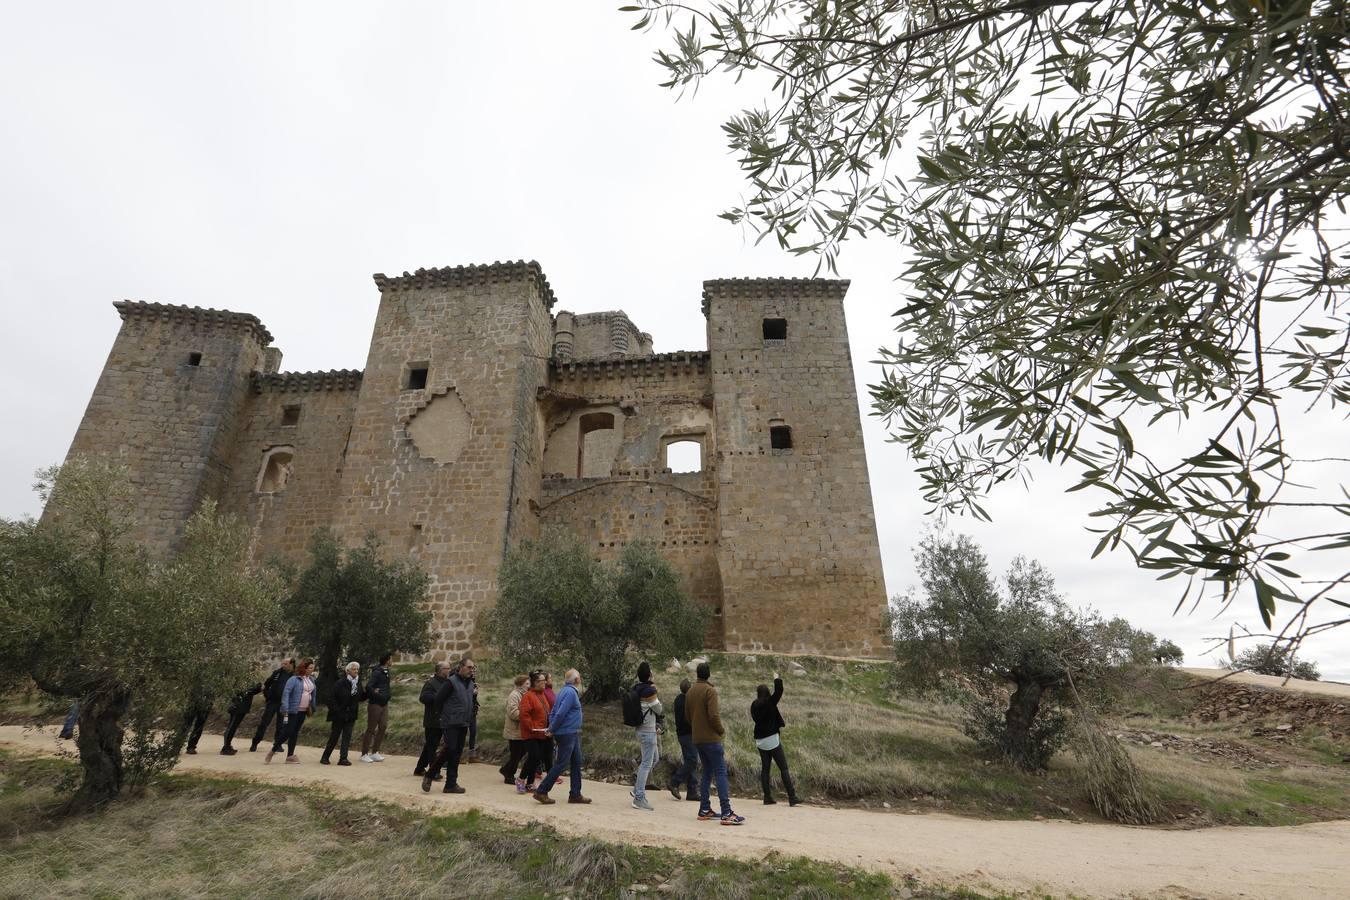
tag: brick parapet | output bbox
[252,369,364,393]
[550,350,709,382]
[700,277,850,317]
[373,261,557,310]
[113,299,274,346]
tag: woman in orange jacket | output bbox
[518,670,554,791]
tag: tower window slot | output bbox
[770,425,793,450]
[762,318,787,341]
[186,351,203,366]
[281,405,301,427]
[405,364,429,390]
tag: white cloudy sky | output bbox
[1,2,1345,678]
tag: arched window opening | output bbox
[666,439,703,473]
[257,447,295,493]
[578,412,617,477]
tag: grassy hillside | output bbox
[8,651,1350,827]
[0,752,984,900]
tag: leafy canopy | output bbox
[630,1,1350,644]
[282,528,432,698]
[482,529,707,702]
[0,458,282,805]
[1230,640,1321,680]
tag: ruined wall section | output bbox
[541,353,723,643]
[705,279,888,656]
[217,370,362,564]
[55,301,271,554]
[335,263,553,658]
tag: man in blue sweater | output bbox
[533,668,592,805]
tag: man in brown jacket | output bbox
[685,661,744,825]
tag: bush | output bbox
[1231,643,1320,681]
[482,530,706,701]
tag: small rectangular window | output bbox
[762,318,787,341]
[406,365,429,390]
[770,425,793,450]
[281,405,301,427]
[187,351,203,367]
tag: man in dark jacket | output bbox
[421,657,476,794]
[250,657,294,752]
[360,653,393,763]
[667,678,701,801]
[320,662,365,766]
[414,660,450,777]
[220,681,262,755]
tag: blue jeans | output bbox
[672,734,700,796]
[537,731,583,798]
[696,741,732,816]
[634,731,659,800]
[60,702,80,738]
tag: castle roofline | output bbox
[700,277,850,316]
[252,369,364,393]
[113,300,274,345]
[550,350,709,381]
[372,260,557,309]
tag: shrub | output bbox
[1231,643,1320,681]
[482,529,706,701]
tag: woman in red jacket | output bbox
[518,671,554,792]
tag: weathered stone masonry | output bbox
[56,261,889,657]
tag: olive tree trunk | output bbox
[71,686,130,809]
[1002,677,1045,767]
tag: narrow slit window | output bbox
[187,351,203,367]
[770,425,793,450]
[762,318,787,341]
[405,364,429,390]
[281,405,301,427]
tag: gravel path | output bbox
[3,724,1346,898]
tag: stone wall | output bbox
[705,278,888,656]
[332,263,554,659]
[217,370,363,563]
[55,301,270,554]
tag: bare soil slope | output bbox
[3,725,1346,899]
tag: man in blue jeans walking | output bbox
[685,661,745,825]
[533,668,592,805]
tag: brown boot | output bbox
[567,795,592,804]
[534,792,556,805]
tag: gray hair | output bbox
[345,661,360,673]
[564,668,581,685]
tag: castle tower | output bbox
[704,278,888,656]
[334,262,555,658]
[55,301,272,554]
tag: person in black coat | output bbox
[414,661,450,777]
[250,657,294,752]
[750,673,799,806]
[421,657,476,794]
[220,681,262,755]
[667,678,701,802]
[321,662,365,766]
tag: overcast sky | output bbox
[2,2,1345,678]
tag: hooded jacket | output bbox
[435,671,475,729]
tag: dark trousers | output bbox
[671,733,701,797]
[759,742,797,801]
[221,710,247,749]
[499,739,527,780]
[416,726,443,774]
[272,711,307,756]
[468,716,478,752]
[183,706,211,752]
[322,720,355,762]
[522,737,553,784]
[428,724,468,786]
[252,702,284,750]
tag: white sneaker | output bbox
[371,753,385,762]
[360,754,374,763]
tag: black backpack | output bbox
[621,683,646,728]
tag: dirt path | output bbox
[1180,667,1350,700]
[3,725,1346,899]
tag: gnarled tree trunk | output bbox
[71,686,130,809]
[1002,677,1045,768]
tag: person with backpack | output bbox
[629,683,663,810]
[686,661,744,825]
[751,672,799,806]
[667,678,701,802]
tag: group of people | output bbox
[165,651,802,827]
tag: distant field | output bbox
[7,651,1350,827]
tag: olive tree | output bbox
[1230,641,1321,680]
[282,529,432,706]
[482,529,707,702]
[629,0,1350,645]
[0,458,281,807]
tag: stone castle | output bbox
[59,261,889,658]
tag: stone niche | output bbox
[405,388,472,465]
